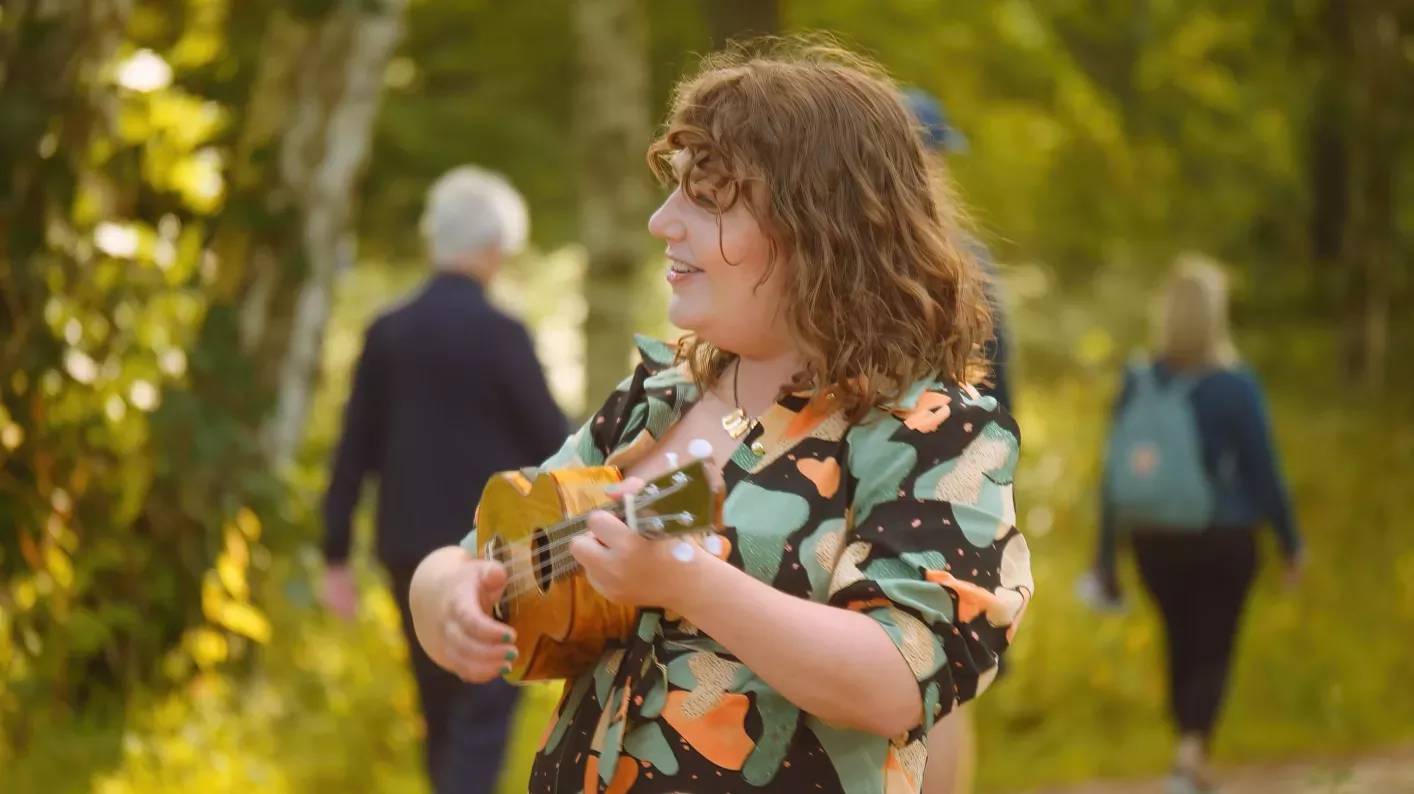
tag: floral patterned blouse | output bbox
[462,336,1034,794]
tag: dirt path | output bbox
[1022,747,1414,793]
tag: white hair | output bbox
[419,165,529,267]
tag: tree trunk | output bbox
[1342,0,1400,391]
[1307,0,1350,317]
[137,0,406,668]
[264,0,408,468]
[701,0,780,50]
[574,0,651,416]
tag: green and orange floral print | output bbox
[462,336,1033,794]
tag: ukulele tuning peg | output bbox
[702,534,724,557]
[664,452,679,468]
[687,439,713,460]
[671,540,695,562]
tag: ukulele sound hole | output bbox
[530,529,554,593]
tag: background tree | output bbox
[0,0,406,747]
[574,0,652,412]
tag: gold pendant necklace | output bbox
[721,407,754,439]
[721,358,758,440]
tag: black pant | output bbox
[1131,527,1256,742]
[386,562,520,794]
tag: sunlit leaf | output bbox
[184,627,229,669]
[214,602,271,645]
[13,580,38,612]
[233,507,261,542]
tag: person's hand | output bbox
[321,563,359,621]
[1098,569,1124,605]
[1075,568,1125,613]
[1283,550,1305,591]
[569,477,712,612]
[439,561,521,683]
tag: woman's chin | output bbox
[665,300,708,333]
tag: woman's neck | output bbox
[730,352,803,416]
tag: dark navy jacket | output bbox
[973,243,1013,413]
[322,273,569,567]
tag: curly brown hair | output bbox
[647,35,995,421]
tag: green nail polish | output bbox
[505,650,517,660]
[502,632,512,643]
[500,664,512,675]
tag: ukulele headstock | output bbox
[624,458,724,540]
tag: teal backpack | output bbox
[1103,360,1215,531]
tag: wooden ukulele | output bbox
[471,449,724,683]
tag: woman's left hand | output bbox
[569,477,710,611]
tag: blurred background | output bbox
[2,0,1412,792]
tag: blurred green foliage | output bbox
[3,0,1413,791]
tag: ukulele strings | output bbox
[502,529,711,601]
[501,520,594,599]
[496,497,658,599]
[491,469,680,579]
[495,457,716,600]
[497,512,606,596]
[497,499,708,600]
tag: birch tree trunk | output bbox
[574,0,651,416]
[263,0,408,468]
[138,0,405,659]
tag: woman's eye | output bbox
[685,183,718,209]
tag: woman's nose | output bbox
[647,193,685,241]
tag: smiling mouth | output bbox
[668,258,703,275]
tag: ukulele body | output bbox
[473,465,639,683]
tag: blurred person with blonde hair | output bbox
[1091,254,1302,794]
[321,165,568,794]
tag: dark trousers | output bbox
[1131,527,1256,743]
[386,563,521,794]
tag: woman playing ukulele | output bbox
[408,37,1033,794]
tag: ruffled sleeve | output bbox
[827,383,1033,737]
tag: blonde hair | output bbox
[1153,253,1239,370]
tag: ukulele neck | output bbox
[484,460,721,596]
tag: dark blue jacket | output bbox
[972,242,1012,413]
[322,273,569,566]
[1098,360,1301,578]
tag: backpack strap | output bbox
[1167,366,1218,397]
[1125,356,1157,395]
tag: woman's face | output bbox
[648,150,792,358]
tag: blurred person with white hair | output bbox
[1092,255,1303,794]
[320,165,568,794]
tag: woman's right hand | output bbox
[436,559,520,683]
